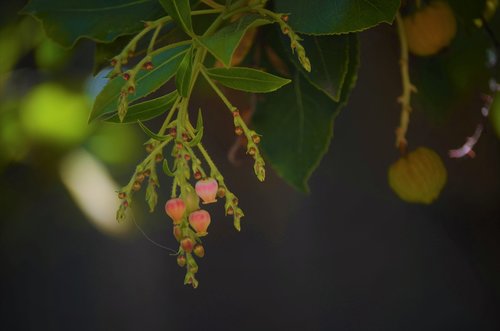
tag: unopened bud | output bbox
[180,237,194,253]
[173,225,182,241]
[194,171,202,180]
[217,186,226,198]
[132,181,141,191]
[177,255,186,267]
[135,172,145,183]
[195,178,218,204]
[188,210,211,235]
[193,244,205,258]
[235,126,243,136]
[165,198,186,223]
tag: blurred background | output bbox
[1,1,500,330]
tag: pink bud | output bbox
[173,225,182,242]
[195,178,218,204]
[181,237,194,253]
[189,210,211,235]
[165,198,186,223]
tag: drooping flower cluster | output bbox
[164,177,218,287]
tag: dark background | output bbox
[1,3,500,331]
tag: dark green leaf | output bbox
[274,0,400,35]
[253,35,359,192]
[253,75,336,192]
[89,43,189,122]
[159,0,193,35]
[138,121,171,141]
[290,34,351,101]
[199,14,272,67]
[176,47,193,96]
[21,0,164,47]
[205,67,291,93]
[104,90,179,123]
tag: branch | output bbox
[395,13,417,153]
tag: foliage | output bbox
[17,0,500,287]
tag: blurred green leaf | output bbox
[21,0,165,47]
[86,123,143,165]
[205,67,290,93]
[413,26,491,122]
[35,37,72,70]
[20,83,91,145]
[274,0,400,34]
[89,44,189,122]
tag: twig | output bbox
[395,13,417,153]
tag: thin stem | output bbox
[199,67,255,145]
[171,177,178,198]
[200,67,235,110]
[148,23,164,54]
[201,0,224,9]
[159,96,182,135]
[395,12,416,153]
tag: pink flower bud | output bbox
[188,210,211,235]
[165,198,186,223]
[195,178,218,204]
[180,237,194,253]
[173,225,182,242]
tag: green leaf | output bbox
[195,108,203,132]
[137,121,171,141]
[104,90,178,123]
[176,47,193,97]
[253,35,359,192]
[89,43,189,122]
[199,14,272,67]
[163,159,175,177]
[291,34,351,101]
[274,0,400,35]
[205,67,291,93]
[187,109,203,146]
[159,0,193,35]
[21,0,164,47]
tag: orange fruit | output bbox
[403,1,457,56]
[388,147,447,204]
